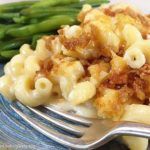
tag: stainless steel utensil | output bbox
[11,103,150,150]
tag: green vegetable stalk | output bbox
[0,1,36,13]
[30,0,79,8]
[1,50,19,59]
[7,15,76,37]
[0,37,31,51]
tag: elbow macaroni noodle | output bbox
[0,4,150,150]
[122,24,143,47]
[124,46,146,69]
[68,81,96,105]
[0,75,15,100]
[121,104,150,150]
[0,39,54,107]
[123,24,150,69]
[24,55,40,76]
[15,76,52,107]
[35,39,51,60]
[20,44,33,57]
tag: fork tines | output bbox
[10,103,92,149]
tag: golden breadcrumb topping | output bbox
[41,4,150,119]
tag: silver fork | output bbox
[10,103,150,150]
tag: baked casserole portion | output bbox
[0,3,150,150]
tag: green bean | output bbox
[30,0,79,8]
[0,24,20,29]
[0,24,21,39]
[22,0,108,14]
[13,15,49,24]
[68,0,109,8]
[0,12,20,20]
[14,16,51,24]
[32,34,48,49]
[0,1,37,13]
[7,15,76,37]
[32,34,43,48]
[21,6,79,16]
[31,32,55,48]
[0,50,19,59]
[0,29,5,39]
[17,8,79,24]
[13,16,27,24]
[83,0,109,5]
[24,11,79,21]
[0,38,31,51]
[29,18,42,24]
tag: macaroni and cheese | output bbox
[0,3,150,150]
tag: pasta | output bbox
[0,75,15,100]
[124,40,150,68]
[124,46,146,69]
[8,54,25,77]
[20,44,33,57]
[122,24,143,47]
[68,81,96,105]
[121,104,150,150]
[15,76,52,107]
[35,39,51,60]
[0,3,150,150]
[88,61,110,86]
[24,55,40,76]
[64,25,82,39]
[58,61,85,98]
[123,25,150,69]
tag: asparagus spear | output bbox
[7,15,76,37]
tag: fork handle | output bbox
[117,122,150,138]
